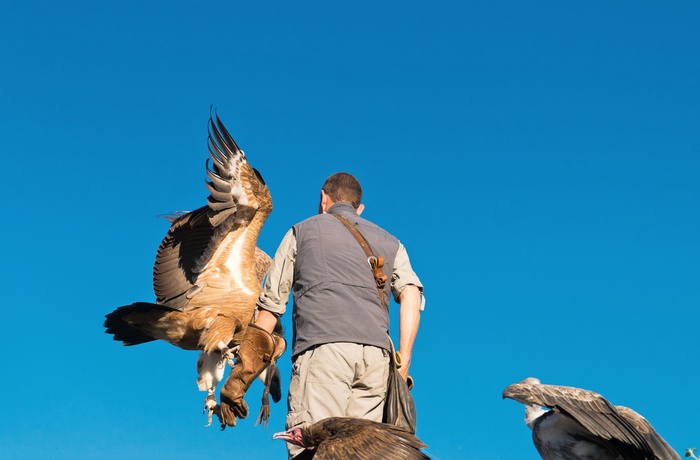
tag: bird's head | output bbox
[502,376,541,399]
[502,377,547,430]
[272,427,313,450]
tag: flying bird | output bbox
[272,417,430,460]
[502,377,680,460]
[104,111,282,426]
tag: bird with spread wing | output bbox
[503,377,680,460]
[104,111,285,428]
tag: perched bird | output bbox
[272,417,430,460]
[502,377,680,460]
[104,111,281,426]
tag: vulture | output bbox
[502,377,680,460]
[104,111,282,426]
[272,417,430,460]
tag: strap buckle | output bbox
[368,256,388,289]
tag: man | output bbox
[218,172,423,458]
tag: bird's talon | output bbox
[217,348,229,369]
[204,394,218,427]
[220,346,238,368]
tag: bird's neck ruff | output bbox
[525,403,548,429]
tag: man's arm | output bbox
[255,227,297,323]
[255,308,279,334]
[253,228,297,332]
[397,284,421,381]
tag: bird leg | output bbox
[220,345,240,368]
[196,351,228,426]
[203,391,220,427]
[196,347,242,426]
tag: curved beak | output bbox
[272,431,294,442]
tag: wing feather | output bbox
[616,406,681,460]
[153,207,212,309]
[205,111,260,228]
[152,205,271,310]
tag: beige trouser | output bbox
[285,342,389,459]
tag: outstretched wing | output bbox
[151,112,272,310]
[503,379,654,458]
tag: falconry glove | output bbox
[217,323,286,429]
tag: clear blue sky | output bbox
[1,1,698,459]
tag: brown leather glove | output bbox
[217,323,285,429]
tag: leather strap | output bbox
[332,213,389,310]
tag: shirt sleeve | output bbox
[256,228,297,316]
[390,242,424,305]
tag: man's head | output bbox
[319,172,364,215]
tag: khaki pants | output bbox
[285,342,389,459]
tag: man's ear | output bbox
[319,190,332,213]
[355,204,365,216]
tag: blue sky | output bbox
[1,1,698,459]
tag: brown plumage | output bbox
[503,377,680,460]
[272,417,430,459]
[104,111,280,424]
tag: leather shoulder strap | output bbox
[332,213,389,309]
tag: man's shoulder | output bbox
[356,217,400,245]
[294,213,329,228]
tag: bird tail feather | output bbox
[104,302,177,345]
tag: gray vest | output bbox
[291,202,400,357]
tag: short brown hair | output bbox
[322,172,362,209]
